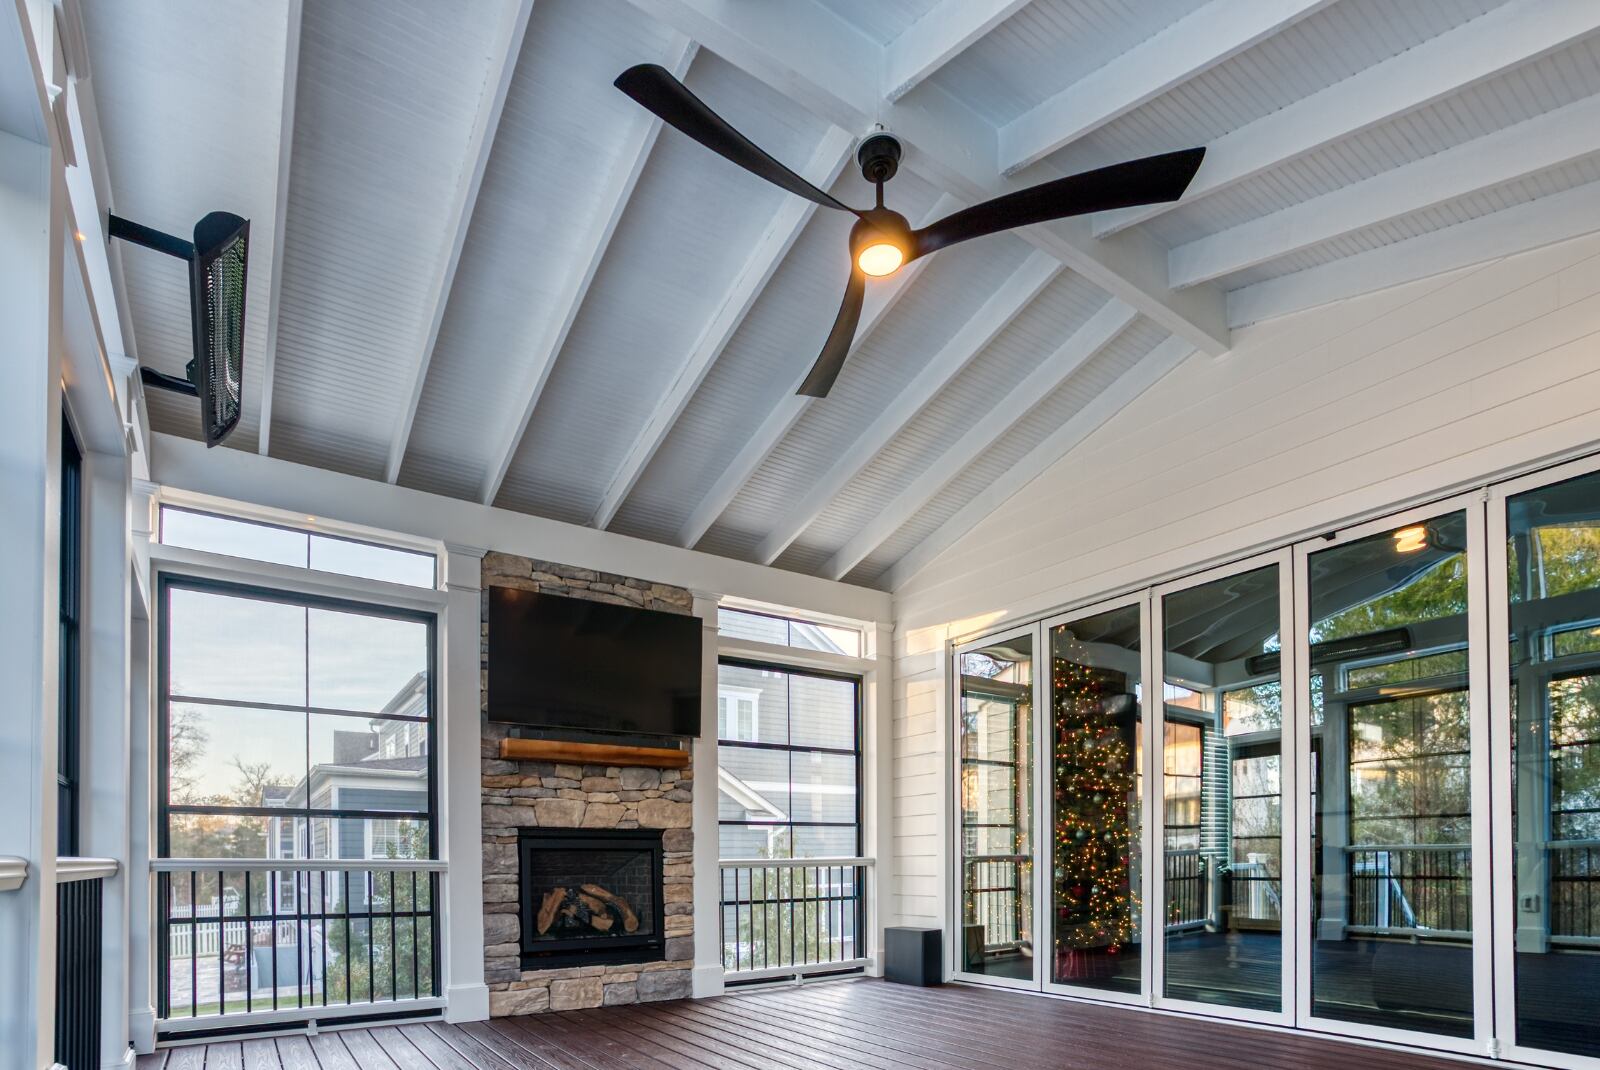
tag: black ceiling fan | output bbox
[615,63,1204,398]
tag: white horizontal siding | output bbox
[885,231,1600,933]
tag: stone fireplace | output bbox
[480,552,697,1016]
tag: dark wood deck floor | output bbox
[137,977,1473,1069]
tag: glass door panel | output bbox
[957,632,1035,981]
[1160,562,1285,1013]
[1502,467,1600,1062]
[1049,602,1143,995]
[1306,509,1476,1038]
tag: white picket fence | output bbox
[167,919,301,960]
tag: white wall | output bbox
[888,230,1600,931]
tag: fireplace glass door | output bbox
[518,829,664,969]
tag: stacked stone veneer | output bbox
[480,552,697,1016]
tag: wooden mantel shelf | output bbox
[498,737,689,769]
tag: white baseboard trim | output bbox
[103,1044,135,1070]
[444,982,490,1023]
[128,1007,156,1055]
[691,963,725,999]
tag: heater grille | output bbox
[198,231,246,443]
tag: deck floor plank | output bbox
[149,978,1483,1069]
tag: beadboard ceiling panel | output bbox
[81,0,292,454]
[82,0,1600,590]
[265,0,512,479]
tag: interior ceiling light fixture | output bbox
[615,63,1205,397]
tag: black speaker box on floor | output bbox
[885,926,942,986]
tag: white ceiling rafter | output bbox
[589,126,856,531]
[619,0,1231,357]
[998,0,1334,177]
[882,0,1034,103]
[823,297,1137,581]
[1227,180,1600,328]
[752,249,1062,565]
[479,33,698,507]
[1093,0,1600,239]
[255,0,304,457]
[885,334,1195,589]
[1169,92,1600,290]
[382,0,533,484]
[675,191,963,550]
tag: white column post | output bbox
[81,448,133,1069]
[0,118,64,1070]
[126,484,155,1052]
[864,622,895,974]
[442,544,489,1022]
[690,592,723,997]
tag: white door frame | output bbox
[1150,548,1297,1028]
[1037,589,1154,1007]
[1289,491,1493,1059]
[1488,450,1600,1070]
[950,622,1045,990]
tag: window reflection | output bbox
[1308,511,1474,1037]
[958,636,1033,979]
[1161,564,1283,1012]
[1506,470,1600,1060]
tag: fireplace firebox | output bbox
[517,827,666,969]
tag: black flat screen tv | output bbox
[487,588,701,737]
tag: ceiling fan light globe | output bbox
[857,242,904,277]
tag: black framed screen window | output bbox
[716,659,861,859]
[57,412,82,856]
[157,577,437,862]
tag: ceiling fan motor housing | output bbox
[857,133,902,184]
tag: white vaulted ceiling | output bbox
[82,0,1600,588]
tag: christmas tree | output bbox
[1052,645,1139,982]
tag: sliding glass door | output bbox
[1153,553,1294,1021]
[950,458,1600,1062]
[1294,497,1490,1053]
[1043,595,1147,1001]
[1492,458,1600,1069]
[954,627,1038,986]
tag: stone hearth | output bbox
[479,552,697,1016]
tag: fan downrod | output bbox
[857,133,902,185]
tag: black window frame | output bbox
[57,410,83,856]
[716,657,864,859]
[155,574,439,862]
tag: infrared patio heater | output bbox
[109,211,249,447]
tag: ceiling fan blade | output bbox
[797,269,866,398]
[910,147,1204,260]
[615,64,857,214]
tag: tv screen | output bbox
[487,588,702,737]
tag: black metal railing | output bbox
[1550,840,1600,941]
[963,854,1027,951]
[56,859,115,1070]
[718,858,869,977]
[154,860,442,1023]
[1346,844,1472,937]
[1165,850,1207,928]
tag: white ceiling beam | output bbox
[884,335,1194,589]
[255,0,304,456]
[589,127,855,530]
[675,192,962,549]
[620,0,1231,357]
[1094,0,1600,238]
[1169,92,1600,290]
[382,0,533,483]
[752,250,1061,565]
[823,297,1137,581]
[883,0,1033,102]
[998,0,1333,176]
[1226,179,1600,328]
[479,35,697,507]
